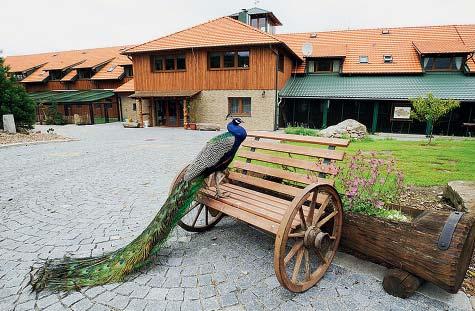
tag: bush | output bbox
[335,150,408,221]
[0,57,36,129]
[284,126,318,136]
[45,102,64,125]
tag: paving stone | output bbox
[220,292,239,308]
[184,287,200,301]
[200,285,217,299]
[181,299,202,311]
[202,297,220,311]
[167,287,184,301]
[60,291,84,306]
[71,298,94,311]
[146,287,169,300]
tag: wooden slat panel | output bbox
[237,150,337,175]
[228,172,302,197]
[242,139,345,160]
[199,196,279,234]
[247,132,350,147]
[232,161,320,185]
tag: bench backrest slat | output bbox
[229,132,349,198]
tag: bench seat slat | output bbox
[237,150,337,175]
[247,132,350,147]
[242,139,345,161]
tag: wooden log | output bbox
[383,269,422,298]
[341,207,475,294]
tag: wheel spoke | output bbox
[288,231,305,238]
[298,208,307,230]
[191,204,204,227]
[292,248,304,282]
[315,249,327,265]
[306,190,318,225]
[205,206,209,225]
[284,240,303,265]
[183,202,200,217]
[316,210,338,228]
[304,249,310,281]
[312,193,330,225]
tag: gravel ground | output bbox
[0,123,471,310]
[0,130,70,145]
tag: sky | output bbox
[1,0,474,56]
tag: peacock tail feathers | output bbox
[29,176,205,292]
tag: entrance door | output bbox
[154,99,184,127]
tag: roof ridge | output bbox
[124,16,230,54]
[7,45,134,58]
[223,16,281,43]
[277,23,475,36]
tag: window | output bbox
[176,55,186,70]
[208,51,250,69]
[278,54,285,72]
[49,70,63,81]
[424,57,460,71]
[228,97,251,116]
[250,17,268,32]
[12,73,26,81]
[77,68,93,79]
[151,55,186,72]
[359,56,369,64]
[307,59,334,73]
[224,52,235,68]
[132,103,137,111]
[209,53,221,69]
[123,65,133,77]
[165,56,175,70]
[384,55,393,63]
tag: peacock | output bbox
[29,117,247,292]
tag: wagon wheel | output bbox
[169,165,224,232]
[274,183,343,292]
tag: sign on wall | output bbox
[393,106,411,120]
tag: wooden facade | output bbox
[133,46,293,92]
[24,77,132,93]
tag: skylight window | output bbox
[359,56,369,63]
[384,55,393,63]
[381,29,390,35]
[107,65,117,72]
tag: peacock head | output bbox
[225,114,245,126]
[226,114,247,139]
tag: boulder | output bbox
[196,123,220,131]
[319,119,367,139]
[2,114,16,134]
[444,181,475,212]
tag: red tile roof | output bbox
[114,79,134,93]
[21,67,49,83]
[91,55,131,80]
[413,40,473,54]
[277,24,475,74]
[124,17,283,54]
[60,70,78,82]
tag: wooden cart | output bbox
[171,132,350,292]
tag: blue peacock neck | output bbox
[227,121,247,144]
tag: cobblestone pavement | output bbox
[0,123,470,310]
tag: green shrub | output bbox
[45,102,64,125]
[284,126,317,136]
[0,58,36,129]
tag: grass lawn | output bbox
[346,138,475,186]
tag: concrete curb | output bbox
[334,252,472,310]
[0,139,78,149]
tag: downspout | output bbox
[270,45,279,131]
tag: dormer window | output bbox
[123,65,133,77]
[423,56,463,71]
[77,68,93,79]
[307,59,340,73]
[384,55,393,63]
[49,70,63,81]
[359,56,369,64]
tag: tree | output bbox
[410,93,460,144]
[0,57,36,129]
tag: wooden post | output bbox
[139,98,144,126]
[383,269,422,298]
[183,98,188,129]
[322,99,329,129]
[372,102,379,134]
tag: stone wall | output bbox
[119,94,138,122]
[191,90,276,131]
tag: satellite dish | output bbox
[302,43,313,57]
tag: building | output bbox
[4,7,475,134]
[5,46,134,124]
[122,11,298,130]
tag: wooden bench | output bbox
[171,132,350,292]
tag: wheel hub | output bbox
[304,226,331,253]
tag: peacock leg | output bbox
[214,172,229,199]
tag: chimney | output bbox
[238,9,249,24]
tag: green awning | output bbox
[280,72,475,101]
[29,90,115,104]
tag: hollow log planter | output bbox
[341,205,475,297]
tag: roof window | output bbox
[359,56,369,63]
[310,32,317,38]
[107,65,117,72]
[381,29,390,35]
[384,55,393,63]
